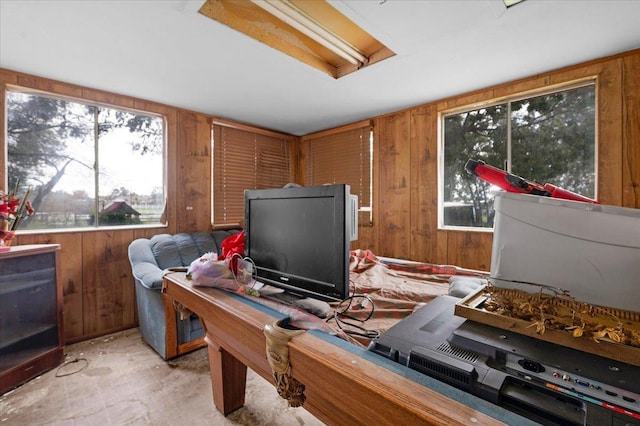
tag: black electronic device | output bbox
[368,295,640,426]
[244,183,357,303]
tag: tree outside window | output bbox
[441,83,596,229]
[6,90,165,230]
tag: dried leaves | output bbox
[482,285,640,348]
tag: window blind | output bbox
[303,122,372,225]
[213,125,291,224]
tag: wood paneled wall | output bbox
[358,49,640,271]
[1,48,638,343]
[0,69,210,343]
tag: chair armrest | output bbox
[133,261,165,290]
[129,238,164,290]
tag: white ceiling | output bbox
[1,0,639,136]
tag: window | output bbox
[441,83,596,229]
[212,124,292,224]
[6,90,166,230]
[303,121,373,225]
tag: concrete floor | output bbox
[0,329,324,426]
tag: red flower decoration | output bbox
[1,180,35,236]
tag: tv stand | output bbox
[1,245,64,394]
[262,291,331,318]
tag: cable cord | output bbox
[229,252,253,284]
[229,253,264,297]
[329,290,380,339]
[55,357,89,377]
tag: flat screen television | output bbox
[244,184,358,302]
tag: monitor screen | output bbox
[244,184,353,302]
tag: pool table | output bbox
[161,272,532,425]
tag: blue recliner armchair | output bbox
[128,229,241,360]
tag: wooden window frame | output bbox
[438,80,597,231]
[5,87,167,232]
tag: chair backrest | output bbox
[128,229,242,291]
[147,230,242,269]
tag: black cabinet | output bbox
[0,245,64,394]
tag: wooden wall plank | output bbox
[82,230,136,336]
[58,234,85,342]
[132,227,167,240]
[376,111,411,259]
[15,74,83,99]
[594,60,623,206]
[177,111,213,233]
[446,231,493,272]
[409,105,447,264]
[622,53,640,208]
[85,90,135,109]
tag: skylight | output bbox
[198,0,395,78]
[504,0,526,8]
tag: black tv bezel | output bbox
[244,184,351,303]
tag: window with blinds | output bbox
[303,121,372,226]
[212,124,292,225]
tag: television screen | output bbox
[244,184,354,302]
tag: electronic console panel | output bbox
[368,295,640,426]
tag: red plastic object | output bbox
[465,159,598,204]
[218,231,245,273]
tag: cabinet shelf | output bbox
[0,270,55,296]
[0,322,58,350]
